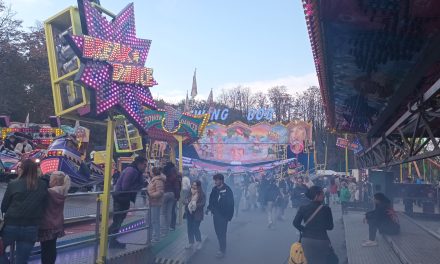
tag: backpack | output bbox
[289,242,307,264]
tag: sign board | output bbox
[192,107,274,122]
[336,137,363,153]
[62,0,157,129]
[144,107,209,140]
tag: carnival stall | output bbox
[183,120,314,177]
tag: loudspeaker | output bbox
[49,116,60,128]
[0,116,10,127]
[369,170,394,199]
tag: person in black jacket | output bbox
[362,192,400,247]
[109,156,147,249]
[206,173,234,259]
[265,178,281,228]
[293,186,334,264]
[0,159,48,264]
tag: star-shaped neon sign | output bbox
[66,0,157,128]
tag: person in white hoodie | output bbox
[181,173,191,203]
[14,139,33,155]
[38,171,71,264]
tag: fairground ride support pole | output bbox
[97,118,115,264]
[324,142,328,171]
[423,159,426,181]
[345,134,349,177]
[400,163,403,183]
[307,146,310,176]
[313,141,317,170]
[408,162,412,178]
[173,135,184,225]
[174,135,184,173]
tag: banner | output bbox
[336,137,362,153]
[193,121,312,165]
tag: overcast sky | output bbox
[6,0,318,102]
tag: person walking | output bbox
[339,182,351,214]
[161,162,180,236]
[206,174,234,259]
[38,171,71,264]
[246,178,258,210]
[329,178,338,205]
[293,186,335,264]
[362,193,400,247]
[0,159,48,264]
[277,177,289,221]
[109,156,148,248]
[265,178,281,228]
[147,167,166,243]
[348,179,357,203]
[184,180,206,250]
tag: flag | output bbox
[24,113,29,128]
[184,91,190,112]
[191,68,197,99]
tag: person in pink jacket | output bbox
[147,167,166,243]
[38,171,71,264]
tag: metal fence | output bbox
[5,189,151,264]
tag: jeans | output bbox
[186,213,202,244]
[368,220,379,241]
[0,225,38,264]
[108,198,130,242]
[213,214,228,253]
[150,206,161,241]
[302,238,330,264]
[267,201,275,224]
[161,192,175,236]
[341,201,348,214]
[170,200,177,229]
[41,238,57,264]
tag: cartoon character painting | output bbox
[288,123,310,154]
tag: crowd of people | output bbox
[0,153,402,264]
[0,159,70,264]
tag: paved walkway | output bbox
[189,203,347,264]
[385,213,440,264]
[343,212,401,264]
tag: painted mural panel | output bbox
[194,121,312,165]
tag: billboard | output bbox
[193,121,312,165]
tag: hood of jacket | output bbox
[48,189,67,206]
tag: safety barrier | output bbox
[5,189,151,264]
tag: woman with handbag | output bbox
[183,180,206,250]
[0,159,48,264]
[293,186,337,264]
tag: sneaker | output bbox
[185,243,193,250]
[195,242,202,251]
[109,240,126,249]
[170,227,176,231]
[362,240,378,247]
[151,238,160,244]
[215,251,225,258]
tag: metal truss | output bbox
[358,78,440,168]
